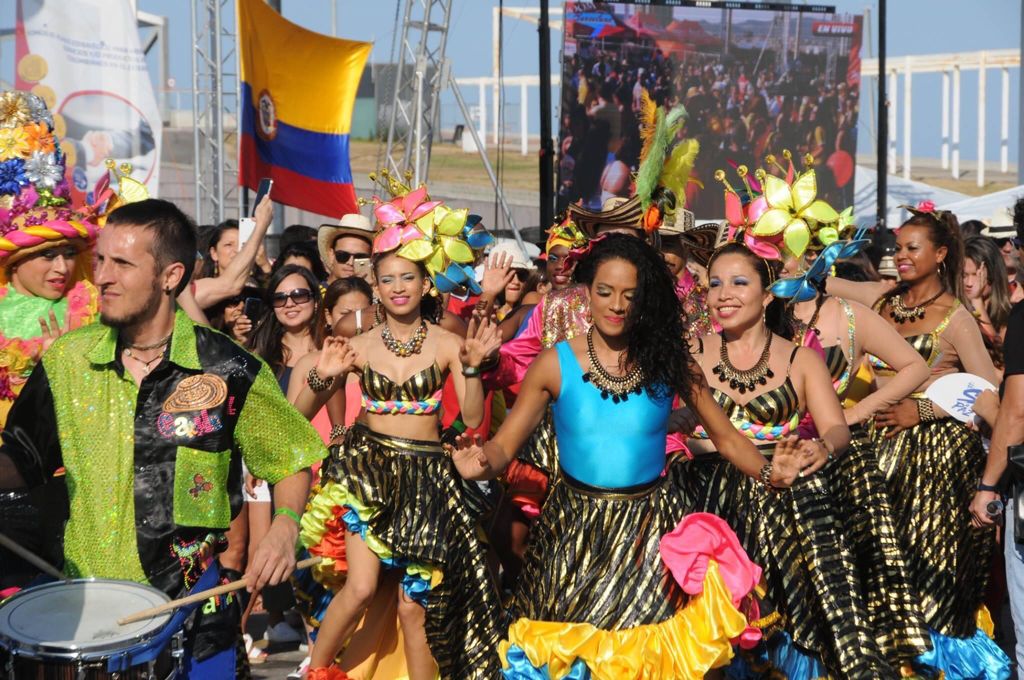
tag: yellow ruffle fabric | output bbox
[499,560,746,679]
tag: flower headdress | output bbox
[368,169,493,294]
[545,214,588,255]
[568,92,700,241]
[748,151,841,259]
[712,151,854,294]
[0,90,101,284]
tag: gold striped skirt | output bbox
[301,423,503,679]
[682,450,894,678]
[501,466,750,678]
[872,417,996,638]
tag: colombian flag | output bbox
[238,0,371,217]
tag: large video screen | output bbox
[558,2,863,220]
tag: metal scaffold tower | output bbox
[191,0,241,225]
[383,0,454,186]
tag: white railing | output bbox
[452,74,559,156]
[861,49,1020,187]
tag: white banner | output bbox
[15,0,161,201]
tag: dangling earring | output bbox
[938,260,947,278]
[585,309,593,324]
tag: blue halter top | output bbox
[551,341,671,488]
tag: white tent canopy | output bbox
[852,166,969,229]
[938,185,1024,225]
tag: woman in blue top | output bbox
[453,235,811,678]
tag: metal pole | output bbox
[1019,6,1024,184]
[903,56,911,180]
[268,0,284,228]
[492,7,500,146]
[449,73,525,253]
[876,0,887,230]
[953,66,961,179]
[478,81,487,150]
[1001,67,1010,173]
[520,82,528,156]
[978,51,987,189]
[190,3,202,224]
[941,71,949,169]
[213,0,224,224]
[864,7,875,141]
[538,0,554,231]
[414,58,425,187]
[887,70,897,172]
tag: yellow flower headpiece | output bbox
[367,169,493,294]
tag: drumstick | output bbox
[117,555,322,626]
[0,531,68,582]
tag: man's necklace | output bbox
[123,333,171,374]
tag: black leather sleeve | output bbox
[1,362,62,488]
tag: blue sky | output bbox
[3,0,1022,162]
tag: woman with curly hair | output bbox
[830,208,1010,676]
[454,234,807,678]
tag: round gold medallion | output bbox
[30,84,57,109]
[17,54,48,83]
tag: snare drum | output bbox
[0,579,179,679]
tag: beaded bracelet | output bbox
[759,462,781,494]
[329,424,348,442]
[915,397,937,423]
[307,367,334,392]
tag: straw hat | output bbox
[488,240,535,270]
[317,213,374,267]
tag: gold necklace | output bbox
[381,321,427,357]
[713,331,774,394]
[581,327,645,402]
[889,290,943,324]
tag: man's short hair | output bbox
[106,199,198,295]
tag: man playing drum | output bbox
[0,199,326,677]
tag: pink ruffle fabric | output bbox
[660,512,764,648]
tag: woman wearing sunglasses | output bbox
[242,264,327,650]
[249,264,326,392]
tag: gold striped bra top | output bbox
[359,362,445,415]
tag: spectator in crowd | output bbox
[317,214,374,283]
[971,196,1024,675]
[281,224,317,250]
[982,220,1020,270]
[964,236,1012,344]
[273,241,328,282]
[961,219,987,239]
[205,284,264,345]
[245,263,327,647]
[194,196,274,309]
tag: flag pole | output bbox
[538,0,554,231]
